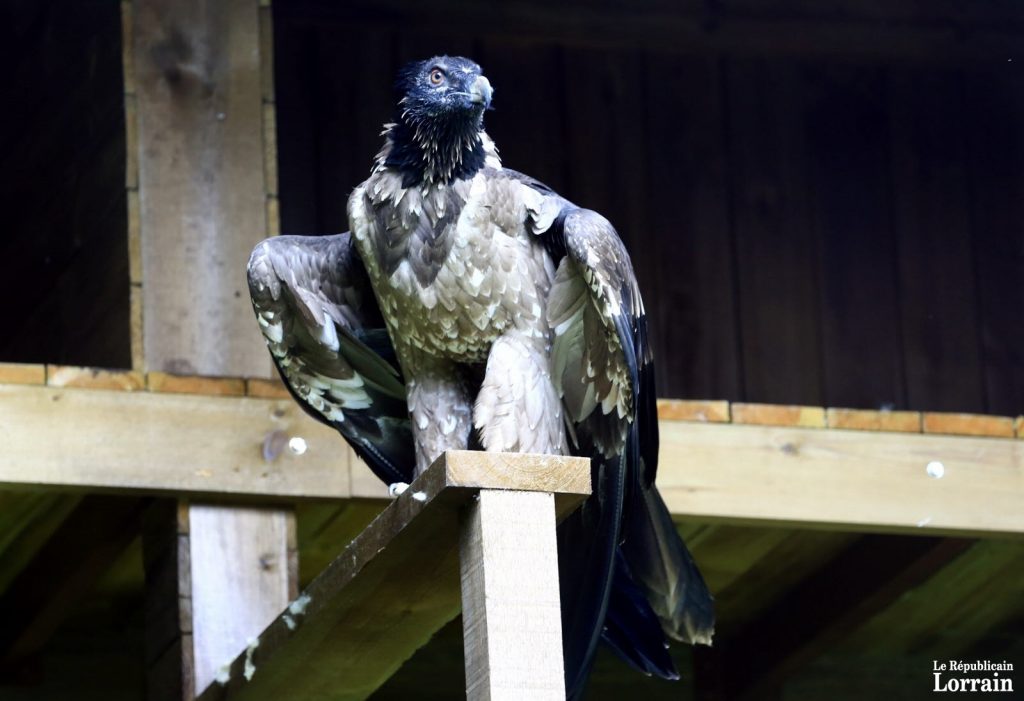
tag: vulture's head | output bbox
[386,56,494,185]
[394,56,493,127]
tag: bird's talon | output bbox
[388,482,409,497]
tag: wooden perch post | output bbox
[195,451,591,701]
[460,490,566,700]
[125,0,288,697]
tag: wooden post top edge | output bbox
[437,450,591,497]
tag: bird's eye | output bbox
[429,68,446,86]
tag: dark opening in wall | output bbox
[0,0,130,368]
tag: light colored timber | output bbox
[0,363,45,385]
[0,383,348,500]
[245,377,291,400]
[731,403,827,428]
[130,0,286,695]
[2,380,1023,536]
[194,451,590,701]
[659,421,1024,538]
[461,490,565,701]
[922,412,1016,438]
[133,0,272,378]
[190,506,295,692]
[826,407,921,433]
[148,371,247,397]
[47,365,145,392]
[657,399,730,423]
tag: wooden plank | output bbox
[642,52,741,400]
[825,408,921,433]
[460,491,565,700]
[800,64,906,410]
[726,58,822,405]
[194,451,590,701]
[963,67,1024,416]
[657,399,730,423]
[132,0,271,377]
[922,412,1015,438]
[658,421,1024,537]
[731,403,825,428]
[0,362,45,385]
[245,377,290,400]
[190,506,295,692]
[3,383,1024,536]
[148,372,247,397]
[47,365,145,391]
[0,383,349,501]
[889,67,985,413]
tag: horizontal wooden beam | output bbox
[194,451,590,701]
[659,422,1024,538]
[1,379,1023,536]
[0,383,351,501]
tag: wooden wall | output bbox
[0,0,130,368]
[274,0,1024,416]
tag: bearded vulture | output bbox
[248,56,714,697]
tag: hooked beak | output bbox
[469,75,493,108]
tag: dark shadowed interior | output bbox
[0,1,1022,699]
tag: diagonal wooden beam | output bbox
[0,495,147,671]
[196,451,590,701]
[712,534,974,699]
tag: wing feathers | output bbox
[248,234,414,484]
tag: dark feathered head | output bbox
[384,56,493,187]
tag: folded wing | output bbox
[247,234,415,485]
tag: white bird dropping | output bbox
[288,436,308,455]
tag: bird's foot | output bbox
[388,482,409,498]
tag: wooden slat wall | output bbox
[274,6,1024,414]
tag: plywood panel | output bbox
[889,67,985,413]
[642,53,740,400]
[801,64,905,410]
[962,68,1024,416]
[726,58,822,405]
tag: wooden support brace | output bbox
[460,490,566,700]
[195,451,590,701]
[127,0,292,696]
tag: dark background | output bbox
[271,0,1024,417]
[0,1,1022,699]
